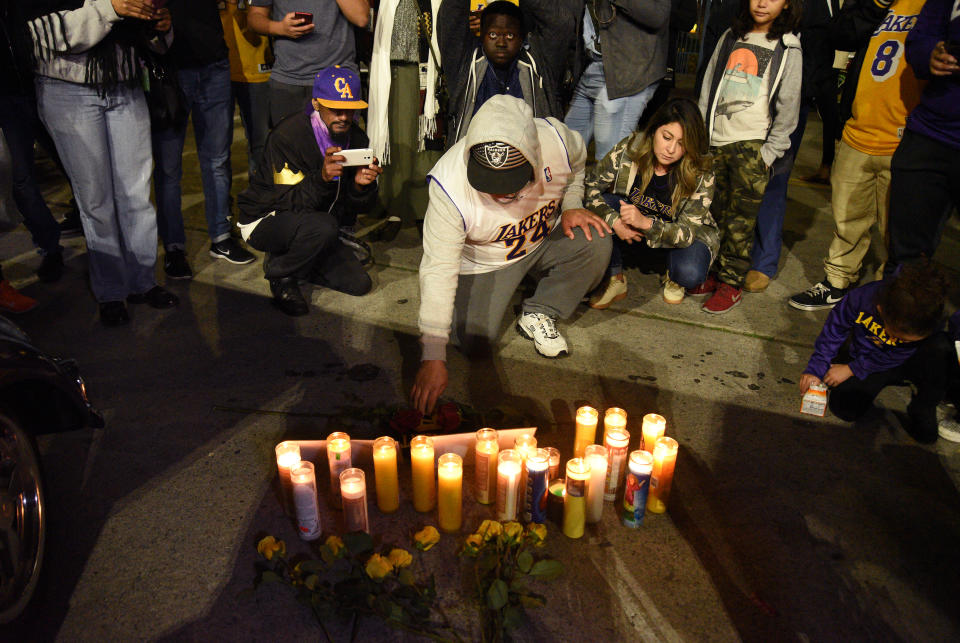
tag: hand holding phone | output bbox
[338,148,374,167]
[294,11,313,25]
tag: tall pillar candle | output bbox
[372,436,399,513]
[584,444,608,523]
[523,448,550,523]
[647,437,678,514]
[340,468,369,533]
[326,431,351,509]
[411,435,436,512]
[545,447,560,481]
[495,449,522,521]
[437,453,463,533]
[573,406,599,458]
[622,450,654,528]
[275,441,301,516]
[641,413,666,453]
[474,428,499,505]
[290,461,322,541]
[603,424,630,502]
[563,458,591,539]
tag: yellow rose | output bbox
[476,519,502,541]
[526,523,547,544]
[388,548,413,569]
[501,521,523,544]
[462,533,483,556]
[365,553,393,580]
[325,535,346,558]
[257,535,286,560]
[414,525,440,551]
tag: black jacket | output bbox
[237,113,378,225]
[829,0,893,128]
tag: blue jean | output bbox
[35,77,158,301]
[153,58,233,249]
[564,60,660,160]
[233,81,270,181]
[0,94,61,255]
[750,104,809,277]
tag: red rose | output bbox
[390,409,423,435]
[435,402,461,431]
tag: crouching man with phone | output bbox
[237,67,382,316]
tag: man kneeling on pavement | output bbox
[237,66,382,316]
[410,95,612,413]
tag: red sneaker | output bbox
[0,280,38,313]
[687,273,718,296]
[702,283,742,314]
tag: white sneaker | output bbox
[517,312,569,358]
[937,403,960,443]
[662,273,685,304]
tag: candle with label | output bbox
[291,461,322,540]
[523,448,550,523]
[545,446,560,481]
[340,468,369,533]
[411,435,436,512]
[474,428,499,505]
[563,458,591,539]
[647,437,678,514]
[496,449,522,521]
[372,436,399,513]
[547,478,565,525]
[584,443,608,523]
[603,424,630,501]
[326,431,351,509]
[275,441,300,516]
[437,453,463,533]
[641,413,666,453]
[573,406,598,458]
[622,450,654,528]
[514,433,537,495]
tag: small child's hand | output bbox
[823,363,854,387]
[799,373,822,394]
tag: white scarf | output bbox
[368,0,443,165]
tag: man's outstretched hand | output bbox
[411,360,448,415]
[560,208,611,241]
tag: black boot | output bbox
[269,277,309,316]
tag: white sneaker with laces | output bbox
[662,273,685,304]
[516,312,569,358]
[937,403,960,442]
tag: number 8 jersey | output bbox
[843,0,928,155]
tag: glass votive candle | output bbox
[603,407,628,441]
[275,441,300,516]
[563,457,591,539]
[573,406,599,458]
[340,467,369,533]
[584,443,608,524]
[410,435,436,512]
[603,424,630,502]
[326,431,351,508]
[647,437,679,514]
[622,450,654,528]
[641,413,666,453]
[437,453,463,532]
[496,449,522,521]
[545,446,561,481]
[290,460,321,541]
[523,448,550,523]
[373,436,399,513]
[475,428,499,505]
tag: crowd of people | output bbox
[0,0,958,442]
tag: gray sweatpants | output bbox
[452,223,611,356]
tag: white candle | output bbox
[584,443,608,523]
[475,428,499,505]
[290,461,321,541]
[275,441,300,516]
[340,468,369,533]
[603,424,630,502]
[496,449,522,521]
[514,434,537,497]
[326,431,351,509]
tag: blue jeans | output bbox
[564,60,660,160]
[153,58,233,249]
[233,81,270,181]
[0,94,61,255]
[35,77,158,301]
[750,104,809,277]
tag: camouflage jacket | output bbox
[584,133,719,261]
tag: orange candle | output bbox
[647,437,678,513]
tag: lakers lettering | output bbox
[854,311,901,347]
[492,200,558,260]
[873,13,919,36]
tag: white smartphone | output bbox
[338,148,374,167]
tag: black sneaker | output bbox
[209,238,255,265]
[269,277,309,316]
[788,281,848,311]
[164,249,193,280]
[37,249,64,283]
[59,207,84,238]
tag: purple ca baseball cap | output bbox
[313,66,367,109]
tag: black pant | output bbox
[247,209,371,295]
[886,129,960,276]
[829,332,952,441]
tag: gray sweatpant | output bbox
[452,223,612,356]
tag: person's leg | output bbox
[818,74,840,169]
[376,62,420,224]
[886,129,960,275]
[666,240,712,288]
[592,80,661,161]
[192,59,234,243]
[452,261,531,357]
[823,141,881,289]
[312,241,372,295]
[36,78,126,302]
[828,370,891,421]
[525,223,613,319]
[247,210,339,280]
[714,140,769,288]
[233,80,271,181]
[563,60,602,149]
[902,332,952,443]
[152,67,196,251]
[268,78,311,127]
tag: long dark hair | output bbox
[876,260,950,338]
[731,0,803,41]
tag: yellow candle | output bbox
[603,424,630,502]
[410,435,436,512]
[563,457,591,539]
[326,431,351,509]
[584,444,607,524]
[603,407,628,441]
[274,441,300,516]
[340,468,369,533]
[437,453,463,533]
[641,413,666,453]
[372,436,399,513]
[573,406,598,458]
[474,428,499,504]
[647,437,678,514]
[496,449,522,521]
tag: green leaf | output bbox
[319,545,334,564]
[397,568,415,586]
[298,559,325,575]
[502,605,524,630]
[517,551,533,573]
[486,578,509,610]
[343,531,374,556]
[478,552,499,575]
[528,559,564,580]
[259,570,282,584]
